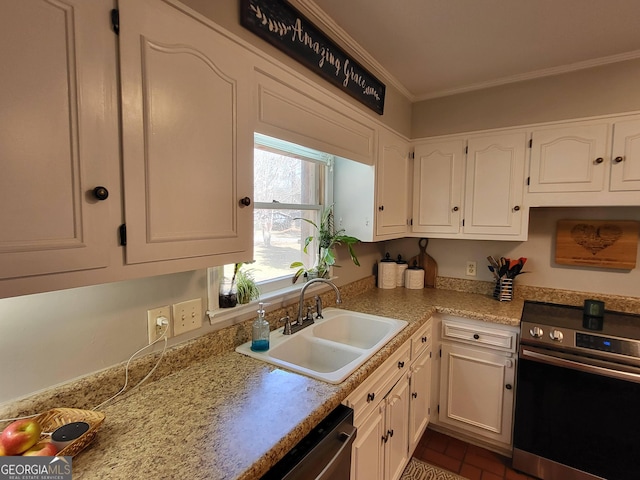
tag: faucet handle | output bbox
[306,305,314,322]
[281,315,292,335]
[314,295,323,319]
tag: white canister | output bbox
[378,253,397,289]
[405,267,425,289]
[396,256,408,287]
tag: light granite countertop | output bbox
[66,287,524,480]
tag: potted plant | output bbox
[219,262,261,307]
[290,205,360,283]
[236,266,260,304]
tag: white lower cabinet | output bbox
[408,346,432,453]
[435,315,518,450]
[347,320,432,480]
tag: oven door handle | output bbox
[520,346,640,384]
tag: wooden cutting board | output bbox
[408,238,438,288]
[555,219,638,269]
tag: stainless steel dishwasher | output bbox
[260,404,356,480]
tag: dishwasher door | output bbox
[261,404,356,480]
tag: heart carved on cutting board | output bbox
[570,223,623,255]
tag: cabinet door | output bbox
[610,118,640,192]
[412,140,465,234]
[409,349,432,455]
[119,0,253,264]
[351,405,385,480]
[529,123,609,193]
[439,343,515,445]
[376,129,411,237]
[0,0,117,280]
[385,377,411,480]
[464,133,526,236]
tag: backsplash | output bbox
[0,276,374,421]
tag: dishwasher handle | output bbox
[316,424,357,480]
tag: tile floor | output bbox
[413,428,538,480]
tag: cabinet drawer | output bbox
[410,319,432,361]
[441,318,517,353]
[345,341,411,426]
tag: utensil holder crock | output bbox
[493,278,513,302]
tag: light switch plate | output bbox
[173,298,203,336]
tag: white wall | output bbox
[387,207,640,297]
[0,271,208,404]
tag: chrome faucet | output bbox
[282,278,342,335]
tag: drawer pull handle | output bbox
[421,336,428,343]
[506,384,513,390]
[473,333,480,340]
[412,392,418,399]
[367,393,375,403]
[398,361,405,369]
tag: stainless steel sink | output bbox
[235,308,407,384]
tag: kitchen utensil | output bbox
[418,238,437,288]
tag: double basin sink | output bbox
[235,308,408,384]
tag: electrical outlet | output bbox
[466,261,477,276]
[147,306,172,344]
[173,298,203,336]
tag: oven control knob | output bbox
[550,329,564,342]
[530,326,544,338]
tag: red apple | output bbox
[22,439,58,456]
[0,419,41,455]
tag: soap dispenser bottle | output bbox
[251,302,270,352]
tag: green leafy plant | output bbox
[236,267,260,304]
[290,205,360,283]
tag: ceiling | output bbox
[302,0,640,101]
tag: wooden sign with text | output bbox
[240,0,386,115]
[555,220,639,270]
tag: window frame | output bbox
[207,133,335,325]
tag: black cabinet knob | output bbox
[412,392,418,399]
[513,205,520,211]
[506,384,513,390]
[421,336,428,343]
[378,205,384,211]
[594,157,604,164]
[473,333,480,340]
[614,156,624,163]
[398,361,405,369]
[239,197,251,207]
[367,392,375,403]
[92,186,109,201]
[452,206,459,212]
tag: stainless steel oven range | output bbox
[513,300,640,480]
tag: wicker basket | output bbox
[33,408,105,457]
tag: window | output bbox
[213,134,333,312]
[250,133,333,291]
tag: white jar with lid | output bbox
[405,265,424,289]
[378,253,397,289]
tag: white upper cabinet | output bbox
[528,122,609,193]
[464,133,527,237]
[526,115,640,206]
[119,0,254,264]
[0,0,119,281]
[334,128,410,242]
[412,140,465,235]
[376,129,412,238]
[412,133,528,240]
[610,117,640,192]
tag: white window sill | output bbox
[206,278,338,329]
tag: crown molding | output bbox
[292,0,416,102]
[415,49,640,101]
